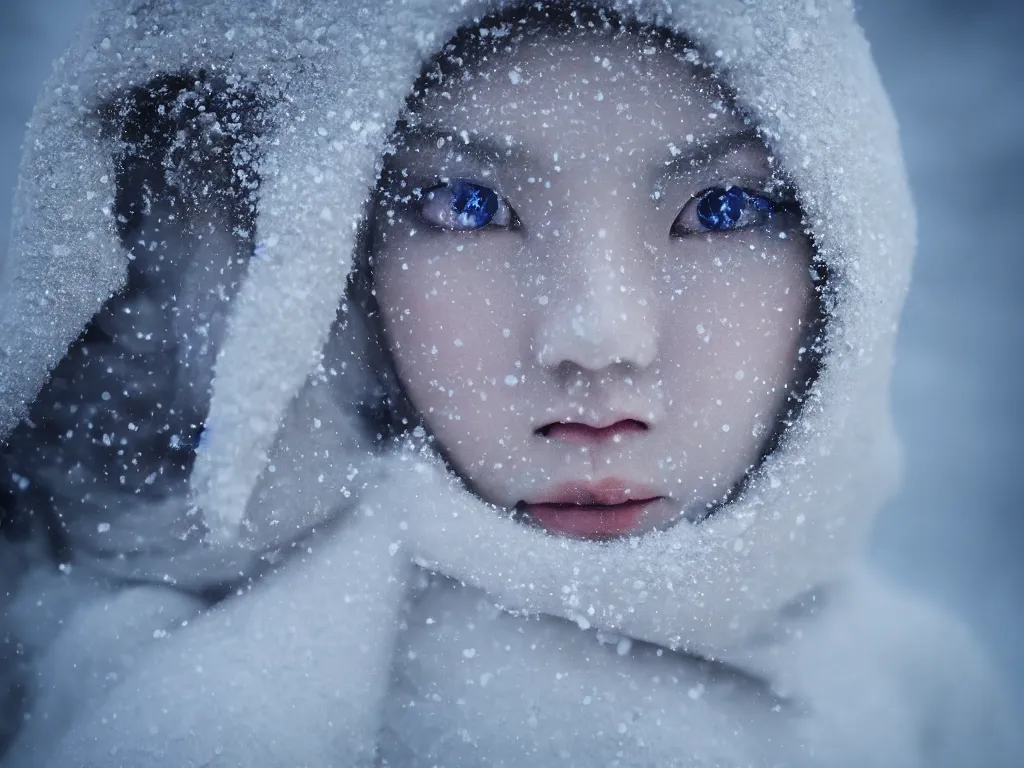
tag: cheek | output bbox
[375,242,527,440]
[655,232,815,463]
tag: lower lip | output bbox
[520,499,659,539]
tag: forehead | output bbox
[409,28,748,155]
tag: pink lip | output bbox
[520,478,663,539]
[539,419,647,445]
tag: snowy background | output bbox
[1,0,1021,713]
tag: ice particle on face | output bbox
[734,370,745,381]
[721,424,730,432]
[504,375,518,387]
[502,328,511,338]
[508,68,522,84]
[538,296,549,305]
[454,338,464,347]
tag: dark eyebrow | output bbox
[657,128,764,178]
[389,122,532,167]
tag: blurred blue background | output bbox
[1,0,1021,713]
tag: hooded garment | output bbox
[0,0,1018,766]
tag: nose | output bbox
[533,225,658,373]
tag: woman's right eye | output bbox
[417,180,519,231]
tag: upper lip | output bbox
[525,478,662,507]
[535,417,648,444]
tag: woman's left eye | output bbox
[418,180,519,231]
[670,185,784,236]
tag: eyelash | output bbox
[670,185,795,236]
[417,180,520,232]
[414,179,791,235]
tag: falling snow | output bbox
[0,0,1016,766]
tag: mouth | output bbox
[517,479,665,540]
[535,418,648,445]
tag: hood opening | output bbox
[352,0,834,535]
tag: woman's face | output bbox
[371,29,816,540]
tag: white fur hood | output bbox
[1,0,912,661]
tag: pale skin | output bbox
[371,27,817,539]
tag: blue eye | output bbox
[698,186,744,230]
[671,185,786,236]
[418,180,518,231]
